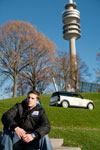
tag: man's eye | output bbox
[28,97,34,100]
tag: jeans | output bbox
[0,129,53,150]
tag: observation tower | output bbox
[62,0,81,90]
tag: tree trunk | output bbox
[13,75,18,97]
[32,85,35,90]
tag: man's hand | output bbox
[22,134,34,143]
[14,127,26,139]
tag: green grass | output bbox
[0,93,100,150]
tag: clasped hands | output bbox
[14,127,34,143]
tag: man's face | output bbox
[27,93,39,109]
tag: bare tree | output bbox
[0,21,37,97]
[52,51,89,92]
[70,55,90,91]
[51,51,70,91]
[18,33,55,94]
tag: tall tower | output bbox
[62,0,81,91]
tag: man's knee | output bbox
[39,135,50,144]
[41,135,49,140]
[39,135,53,150]
[0,129,20,150]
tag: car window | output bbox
[52,92,59,97]
[60,92,73,97]
[73,94,83,99]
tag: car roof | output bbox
[52,91,79,96]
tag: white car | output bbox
[50,92,94,110]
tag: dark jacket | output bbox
[1,99,50,139]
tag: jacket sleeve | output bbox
[34,108,51,138]
[1,104,19,130]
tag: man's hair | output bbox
[27,90,40,100]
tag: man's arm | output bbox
[2,104,19,129]
[2,103,26,139]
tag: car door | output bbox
[60,93,79,106]
[68,96,80,106]
[72,94,84,107]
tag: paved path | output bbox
[50,138,81,150]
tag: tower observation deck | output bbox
[62,0,81,56]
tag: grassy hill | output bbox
[0,93,100,150]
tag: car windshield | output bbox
[52,92,59,97]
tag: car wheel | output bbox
[87,103,94,110]
[62,101,69,108]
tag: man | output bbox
[0,90,52,150]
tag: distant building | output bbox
[78,81,100,92]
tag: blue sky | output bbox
[0,0,100,98]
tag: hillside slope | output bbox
[0,93,100,150]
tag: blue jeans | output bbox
[0,129,53,150]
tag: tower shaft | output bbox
[69,0,73,3]
[70,38,76,56]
